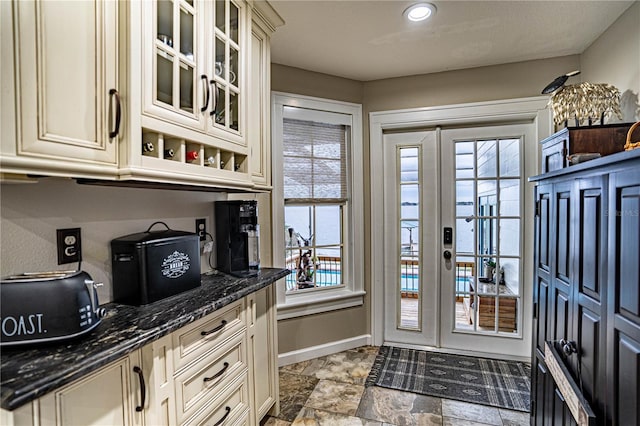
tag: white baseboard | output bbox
[384,341,531,363]
[278,334,372,367]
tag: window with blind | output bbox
[272,93,364,318]
[283,118,349,293]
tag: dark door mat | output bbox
[365,346,531,412]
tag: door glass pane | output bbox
[399,147,420,330]
[179,8,194,60]
[215,0,225,31]
[478,218,497,256]
[455,142,475,178]
[230,1,239,43]
[179,62,194,113]
[455,257,475,331]
[156,52,173,105]
[499,219,520,256]
[400,148,418,182]
[230,47,239,87]
[456,180,474,217]
[229,91,238,131]
[499,139,520,177]
[477,140,497,177]
[215,87,226,125]
[400,184,419,219]
[215,37,225,78]
[456,218,474,253]
[157,0,173,47]
[500,179,520,216]
[501,258,519,296]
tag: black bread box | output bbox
[111,224,200,305]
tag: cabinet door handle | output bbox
[209,80,218,117]
[109,89,121,139]
[201,75,210,112]
[133,366,146,412]
[203,362,229,383]
[212,406,231,426]
[201,319,227,336]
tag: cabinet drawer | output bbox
[175,332,247,423]
[181,374,250,426]
[173,300,245,372]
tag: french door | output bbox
[439,123,535,357]
[383,130,439,346]
[382,123,535,358]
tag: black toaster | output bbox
[0,270,105,346]
[111,222,201,305]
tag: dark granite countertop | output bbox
[0,268,288,411]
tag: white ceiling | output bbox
[269,0,634,81]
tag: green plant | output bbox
[484,259,496,268]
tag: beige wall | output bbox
[0,178,226,303]
[580,1,640,122]
[362,56,580,114]
[271,63,364,104]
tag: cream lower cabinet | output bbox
[1,0,120,178]
[1,351,145,426]
[246,286,279,421]
[1,291,278,426]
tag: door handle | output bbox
[443,250,452,260]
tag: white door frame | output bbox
[370,96,551,357]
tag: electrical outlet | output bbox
[195,218,206,241]
[56,228,82,264]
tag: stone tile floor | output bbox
[261,346,530,426]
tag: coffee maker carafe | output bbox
[215,200,260,277]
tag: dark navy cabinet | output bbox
[531,149,640,425]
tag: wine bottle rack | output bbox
[141,130,248,174]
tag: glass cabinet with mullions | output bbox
[150,0,244,141]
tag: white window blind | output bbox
[283,118,348,203]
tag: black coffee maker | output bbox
[214,200,260,277]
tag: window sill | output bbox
[276,289,366,320]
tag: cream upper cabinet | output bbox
[2,0,283,190]
[141,0,246,143]
[247,6,274,188]
[2,0,120,178]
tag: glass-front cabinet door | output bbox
[143,0,246,143]
[209,0,243,139]
[146,0,204,129]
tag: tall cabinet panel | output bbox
[607,169,640,426]
[6,0,119,175]
[531,149,640,425]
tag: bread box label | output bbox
[161,251,191,279]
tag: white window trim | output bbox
[271,92,364,320]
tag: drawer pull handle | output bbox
[201,319,227,336]
[133,366,145,412]
[203,362,229,383]
[212,406,231,426]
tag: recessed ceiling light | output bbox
[404,3,437,22]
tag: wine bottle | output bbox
[186,150,199,162]
[164,149,175,159]
[205,156,216,167]
[142,142,154,153]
